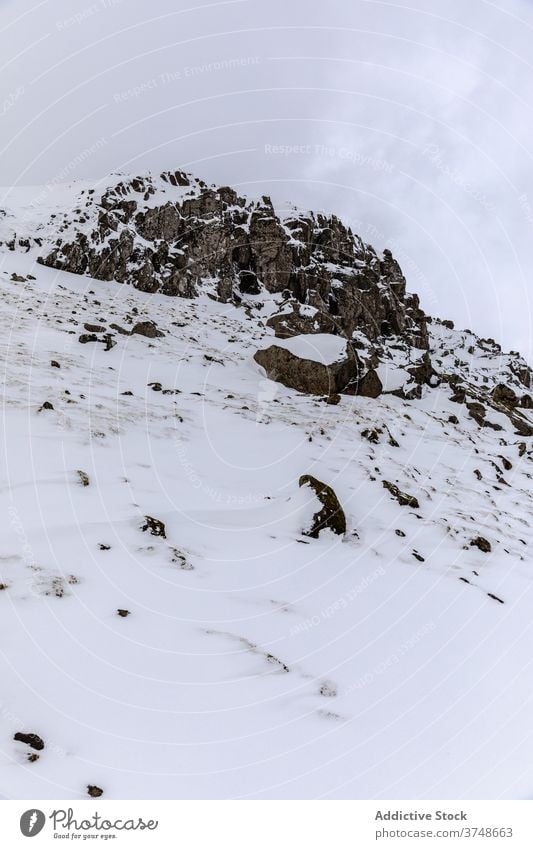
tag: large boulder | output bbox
[254,334,359,396]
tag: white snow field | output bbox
[0,181,532,800]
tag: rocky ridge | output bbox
[8,168,526,422]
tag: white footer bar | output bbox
[1,800,532,847]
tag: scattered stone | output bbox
[395,529,406,537]
[27,753,39,763]
[325,393,341,405]
[142,516,166,538]
[87,785,104,798]
[319,681,338,698]
[171,549,194,570]
[103,333,116,351]
[99,543,111,551]
[117,609,130,618]
[299,474,347,538]
[148,382,162,392]
[51,360,60,368]
[131,320,164,338]
[387,430,400,448]
[14,732,44,751]
[77,470,90,487]
[110,323,131,335]
[383,480,419,509]
[412,551,425,562]
[79,333,98,344]
[40,401,54,411]
[487,593,504,604]
[448,414,459,424]
[470,536,492,553]
[84,322,106,333]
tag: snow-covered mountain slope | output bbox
[0,176,532,800]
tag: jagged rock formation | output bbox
[3,168,532,419]
[36,170,429,355]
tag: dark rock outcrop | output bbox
[38,171,429,356]
[492,384,518,408]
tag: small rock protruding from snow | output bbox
[470,536,492,553]
[14,732,44,751]
[299,474,347,538]
[87,785,104,798]
[383,480,420,509]
[142,516,166,538]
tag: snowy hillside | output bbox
[0,175,532,800]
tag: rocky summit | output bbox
[25,169,532,412]
[0,169,532,800]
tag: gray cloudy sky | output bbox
[2,0,533,359]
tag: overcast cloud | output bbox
[1,0,532,359]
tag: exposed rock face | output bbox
[299,474,346,538]
[492,384,518,408]
[38,171,429,355]
[348,368,383,399]
[27,168,533,418]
